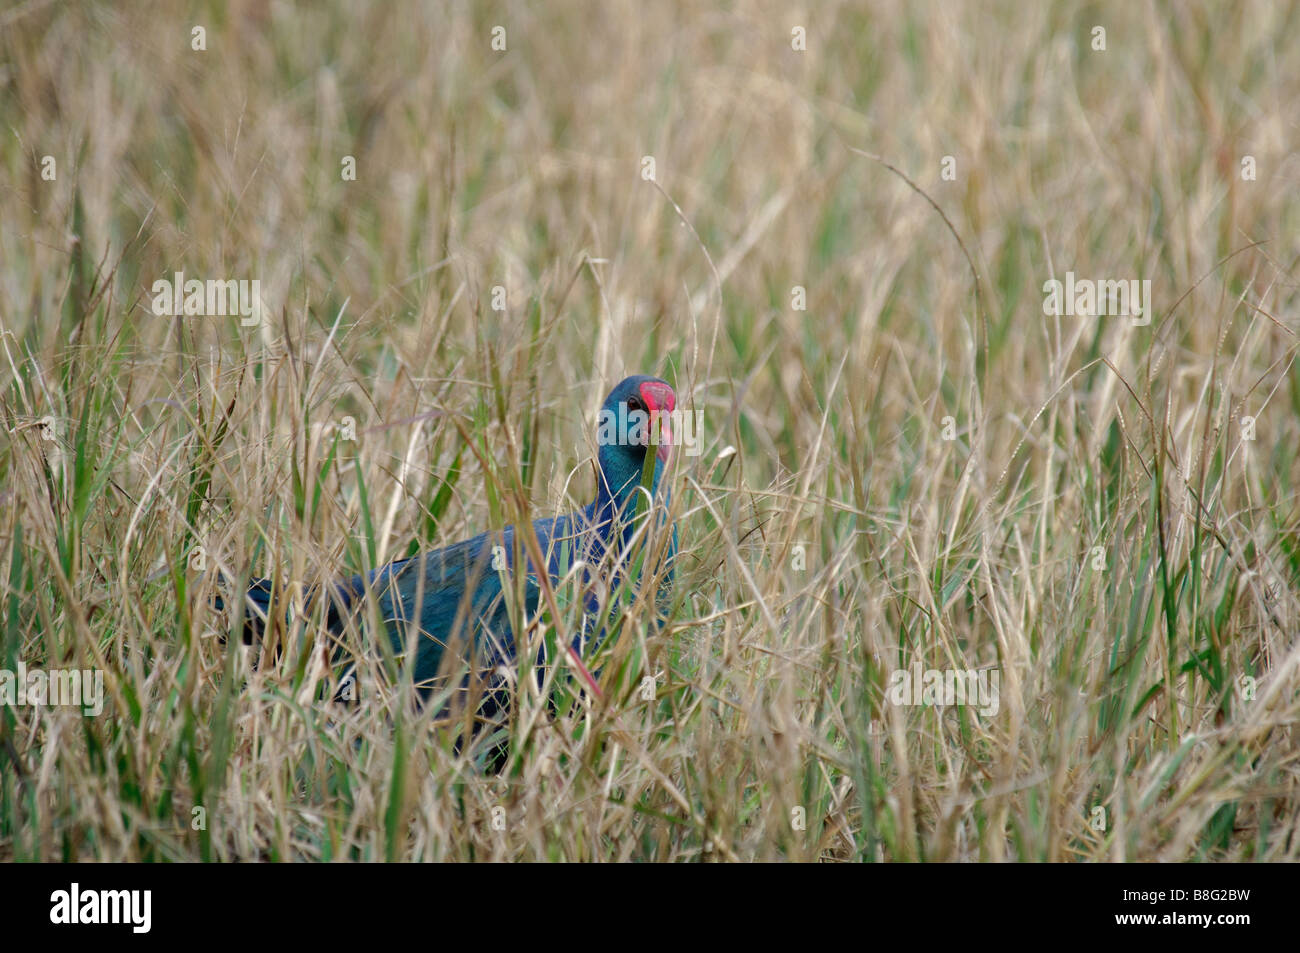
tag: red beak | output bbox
[639,381,675,463]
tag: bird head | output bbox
[595,375,676,504]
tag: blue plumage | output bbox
[225,375,678,722]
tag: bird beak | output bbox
[639,381,675,463]
[656,418,672,463]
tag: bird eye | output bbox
[627,397,643,413]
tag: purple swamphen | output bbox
[224,375,678,734]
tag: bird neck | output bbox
[593,447,663,526]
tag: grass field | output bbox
[2,1,1298,862]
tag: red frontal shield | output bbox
[639,381,676,462]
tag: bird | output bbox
[221,374,679,744]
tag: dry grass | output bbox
[2,0,1299,861]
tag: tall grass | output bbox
[1,0,1298,861]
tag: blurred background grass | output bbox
[1,0,1298,860]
